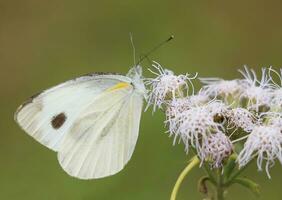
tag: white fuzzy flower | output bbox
[165,96,218,135]
[237,125,282,178]
[187,91,210,107]
[166,98,191,117]
[167,103,224,152]
[268,116,282,128]
[200,78,243,99]
[268,68,282,108]
[146,61,195,111]
[227,108,257,132]
[201,131,233,168]
[271,89,282,108]
[205,100,229,118]
[165,98,191,134]
[263,112,282,128]
[239,66,272,111]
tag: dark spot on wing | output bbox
[51,112,67,129]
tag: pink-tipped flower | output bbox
[201,131,233,168]
[165,98,191,134]
[227,108,257,132]
[166,101,226,153]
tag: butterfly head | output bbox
[127,65,147,96]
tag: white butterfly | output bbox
[14,66,146,179]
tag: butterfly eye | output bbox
[51,112,67,129]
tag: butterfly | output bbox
[14,65,146,179]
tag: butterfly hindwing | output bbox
[57,87,143,179]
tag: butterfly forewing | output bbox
[15,74,131,151]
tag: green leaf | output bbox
[223,153,237,181]
[231,177,260,197]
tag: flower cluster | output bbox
[146,63,282,177]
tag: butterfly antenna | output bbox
[129,32,136,66]
[136,35,174,66]
[139,53,153,65]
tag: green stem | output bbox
[216,186,224,200]
[216,170,225,200]
[170,156,200,200]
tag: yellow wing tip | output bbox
[107,82,131,91]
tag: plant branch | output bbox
[170,156,200,200]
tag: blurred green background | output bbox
[1,0,282,199]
